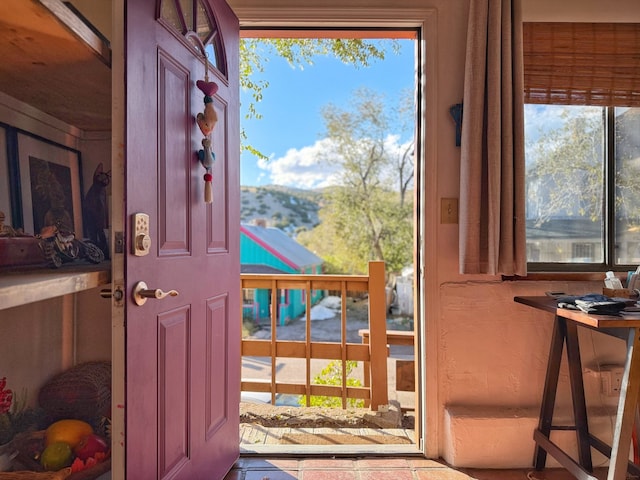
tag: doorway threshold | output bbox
[240,423,420,456]
[241,443,423,456]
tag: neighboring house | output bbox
[241,223,324,325]
[394,267,414,317]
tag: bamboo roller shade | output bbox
[523,23,640,107]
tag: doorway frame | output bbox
[233,5,439,458]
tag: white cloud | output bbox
[257,138,341,189]
[257,135,414,189]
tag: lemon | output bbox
[40,441,73,471]
[45,419,93,449]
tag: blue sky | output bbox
[240,38,416,187]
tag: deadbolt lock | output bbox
[132,213,151,256]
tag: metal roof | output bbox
[241,224,323,269]
[240,264,288,274]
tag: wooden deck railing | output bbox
[240,261,389,411]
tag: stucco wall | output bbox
[229,0,640,465]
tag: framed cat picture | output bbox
[0,126,12,228]
[13,132,83,237]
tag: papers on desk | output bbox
[607,266,640,294]
[628,271,640,292]
[621,305,640,316]
[575,298,627,315]
[557,294,628,315]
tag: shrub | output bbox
[299,360,364,408]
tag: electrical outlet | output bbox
[599,365,625,396]
[441,198,458,224]
[610,366,624,395]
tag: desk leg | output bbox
[565,321,593,472]
[535,316,566,470]
[607,328,640,480]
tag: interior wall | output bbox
[522,0,640,22]
[230,0,640,465]
[0,93,111,406]
[436,0,639,465]
[1,300,66,406]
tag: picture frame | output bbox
[0,126,12,227]
[14,133,83,236]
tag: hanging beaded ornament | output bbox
[195,60,218,204]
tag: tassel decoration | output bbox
[204,172,213,204]
[195,63,219,204]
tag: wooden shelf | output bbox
[0,0,112,131]
[0,263,111,311]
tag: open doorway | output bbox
[237,26,423,453]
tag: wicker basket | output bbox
[38,362,111,428]
[6,431,109,480]
[603,287,638,299]
[0,469,71,480]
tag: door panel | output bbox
[205,294,228,436]
[158,306,190,478]
[125,0,239,478]
[208,96,230,252]
[158,50,192,256]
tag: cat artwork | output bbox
[83,163,111,259]
[29,157,74,234]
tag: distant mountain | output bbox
[240,185,323,236]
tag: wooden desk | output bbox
[515,296,640,480]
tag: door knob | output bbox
[133,281,179,306]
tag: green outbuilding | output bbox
[241,223,324,325]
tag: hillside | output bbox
[240,185,323,236]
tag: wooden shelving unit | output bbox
[0,263,111,311]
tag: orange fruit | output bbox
[45,419,93,449]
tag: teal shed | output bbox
[241,224,324,325]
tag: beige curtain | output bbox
[459,0,526,275]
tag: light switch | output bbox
[441,198,458,224]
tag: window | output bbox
[523,23,640,270]
[242,289,255,304]
[159,0,225,75]
[525,105,640,269]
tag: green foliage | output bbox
[527,108,640,238]
[615,111,640,227]
[299,360,364,408]
[297,88,414,274]
[240,185,322,233]
[241,313,259,339]
[526,107,603,226]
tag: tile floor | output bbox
[224,456,608,480]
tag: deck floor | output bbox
[240,424,415,447]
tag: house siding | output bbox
[241,226,324,324]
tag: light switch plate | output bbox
[441,198,458,224]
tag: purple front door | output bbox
[124,0,240,478]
